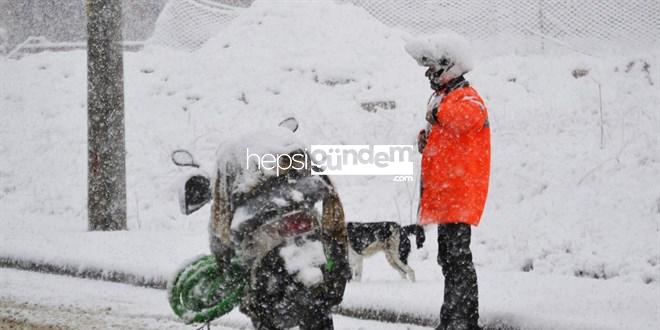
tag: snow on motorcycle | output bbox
[168,119,351,330]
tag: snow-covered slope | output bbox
[0,0,658,289]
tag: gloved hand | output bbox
[417,129,428,153]
[425,105,438,125]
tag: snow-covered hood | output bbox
[404,32,474,80]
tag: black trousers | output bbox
[436,223,479,330]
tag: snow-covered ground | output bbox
[1,229,658,329]
[344,264,660,330]
[0,268,426,330]
[1,0,659,328]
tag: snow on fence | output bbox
[149,0,246,51]
[5,36,144,60]
[148,0,660,54]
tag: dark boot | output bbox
[438,320,482,330]
[437,223,479,329]
[299,312,333,330]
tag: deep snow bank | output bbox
[0,0,658,286]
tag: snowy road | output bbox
[0,298,191,330]
[0,268,210,329]
[0,268,429,330]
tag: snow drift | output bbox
[0,0,658,290]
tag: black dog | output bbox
[346,222,425,282]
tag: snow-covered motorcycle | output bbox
[168,120,350,330]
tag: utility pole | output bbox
[86,0,127,231]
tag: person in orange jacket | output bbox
[405,34,490,330]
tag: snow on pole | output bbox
[86,0,127,231]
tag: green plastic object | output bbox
[168,255,247,324]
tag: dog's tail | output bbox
[402,225,426,249]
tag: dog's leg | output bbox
[388,235,418,282]
[385,253,408,280]
[384,246,408,280]
[397,231,417,282]
[403,264,416,282]
[348,247,362,282]
[354,255,363,282]
[390,251,416,282]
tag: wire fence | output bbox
[146,0,660,55]
[348,0,660,55]
[3,0,658,56]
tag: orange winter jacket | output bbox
[419,85,490,226]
